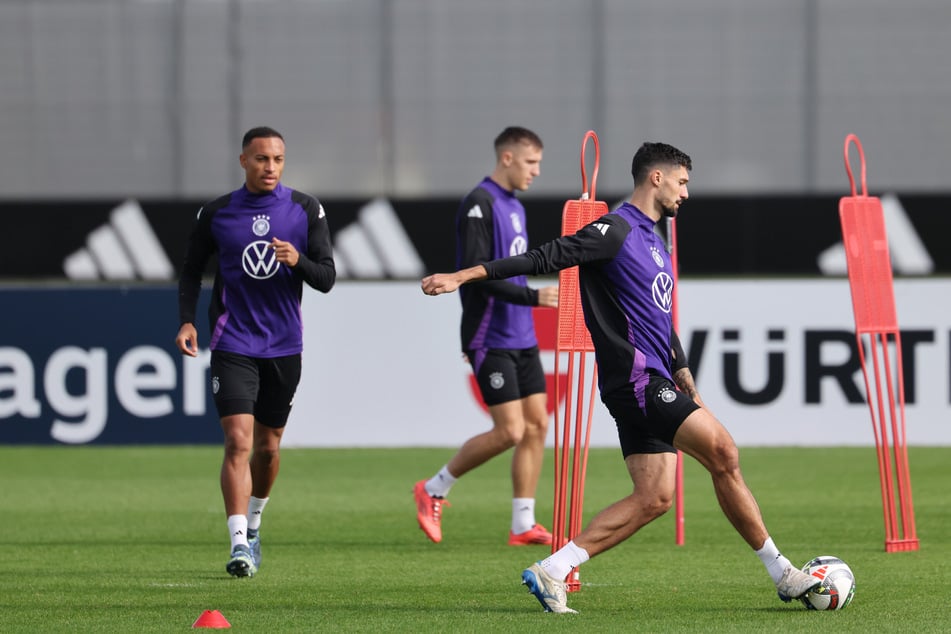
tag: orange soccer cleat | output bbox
[508,523,554,546]
[414,480,449,543]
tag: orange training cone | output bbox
[192,610,231,629]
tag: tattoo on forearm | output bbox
[674,368,699,400]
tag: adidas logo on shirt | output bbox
[593,222,609,235]
[467,204,483,219]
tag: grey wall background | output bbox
[1,0,948,199]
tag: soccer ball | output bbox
[799,556,855,611]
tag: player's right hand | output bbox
[175,323,199,357]
[421,273,459,296]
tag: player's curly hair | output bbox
[631,142,692,185]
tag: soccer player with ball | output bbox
[422,142,821,613]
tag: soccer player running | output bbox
[176,126,336,577]
[421,142,820,612]
[414,127,559,546]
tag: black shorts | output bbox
[209,350,302,428]
[601,374,701,458]
[465,347,547,407]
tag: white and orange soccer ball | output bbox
[799,556,856,611]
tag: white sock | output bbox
[425,465,457,498]
[247,496,269,531]
[227,514,249,550]
[755,537,793,584]
[539,540,590,581]
[511,498,536,534]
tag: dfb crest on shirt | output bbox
[252,214,271,236]
[650,245,665,268]
[651,272,674,313]
[510,213,523,234]
[243,240,280,279]
[489,372,505,390]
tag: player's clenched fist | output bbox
[421,265,488,296]
[421,273,459,296]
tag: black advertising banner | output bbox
[0,287,220,444]
[2,194,948,281]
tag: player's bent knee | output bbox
[486,423,522,449]
[653,493,675,517]
[528,414,549,431]
[716,441,741,470]
[502,426,525,447]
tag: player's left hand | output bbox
[271,237,299,267]
[537,285,559,308]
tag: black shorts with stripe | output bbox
[601,374,700,458]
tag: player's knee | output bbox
[642,492,673,520]
[707,440,741,477]
[497,425,523,447]
[254,445,280,465]
[523,414,548,438]
[223,437,251,461]
[658,487,676,513]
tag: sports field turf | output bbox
[3,445,949,632]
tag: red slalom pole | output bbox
[551,131,609,591]
[667,216,685,546]
[838,133,918,552]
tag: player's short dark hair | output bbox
[242,126,284,149]
[631,142,692,184]
[494,126,543,154]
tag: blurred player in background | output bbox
[414,127,558,546]
[176,126,336,577]
[421,142,820,612]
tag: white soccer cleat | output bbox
[521,562,577,614]
[225,544,257,578]
[776,565,820,602]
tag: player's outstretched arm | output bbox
[421,265,488,296]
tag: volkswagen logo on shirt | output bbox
[243,241,280,279]
[651,272,674,313]
[509,236,527,256]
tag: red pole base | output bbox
[885,538,920,553]
[565,567,582,593]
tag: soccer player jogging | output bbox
[176,126,336,577]
[414,127,559,546]
[421,142,820,612]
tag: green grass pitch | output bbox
[2,445,949,632]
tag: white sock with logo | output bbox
[425,465,457,498]
[512,497,536,534]
[539,540,590,581]
[227,514,249,550]
[756,537,793,584]
[247,496,269,532]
